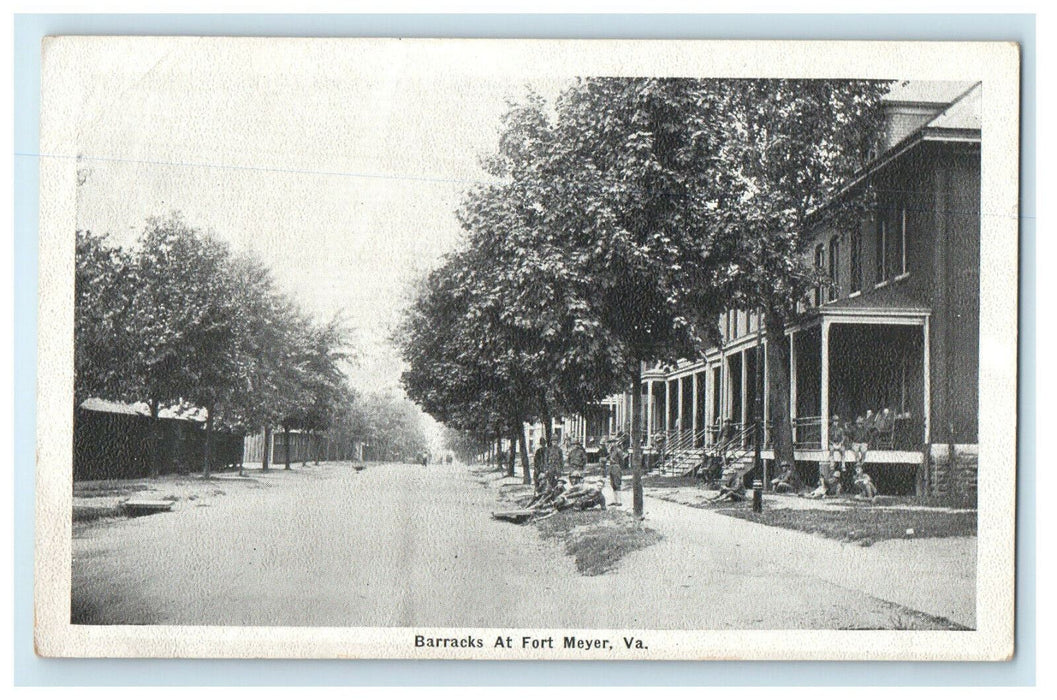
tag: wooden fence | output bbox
[73,407,243,481]
[243,429,363,464]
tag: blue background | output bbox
[13,12,1036,687]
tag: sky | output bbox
[71,38,566,399]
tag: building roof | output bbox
[813,81,981,218]
[922,82,982,133]
[79,397,207,422]
[884,80,977,106]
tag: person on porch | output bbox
[873,407,895,448]
[829,415,848,474]
[850,412,872,470]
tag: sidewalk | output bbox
[632,492,976,628]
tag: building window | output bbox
[828,235,840,302]
[875,215,888,284]
[899,206,908,276]
[850,228,863,294]
[813,243,824,306]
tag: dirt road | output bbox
[71,461,971,628]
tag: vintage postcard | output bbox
[34,37,1020,660]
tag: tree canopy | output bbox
[399,77,891,512]
[74,213,359,475]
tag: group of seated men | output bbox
[527,436,630,512]
[526,469,607,512]
[817,408,894,498]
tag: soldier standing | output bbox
[545,439,565,489]
[566,440,588,475]
[533,439,549,490]
[605,439,626,506]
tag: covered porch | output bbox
[757,307,931,492]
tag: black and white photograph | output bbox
[33,38,1019,660]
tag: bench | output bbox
[122,499,175,516]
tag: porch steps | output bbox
[720,454,757,484]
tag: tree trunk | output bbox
[303,432,310,467]
[146,399,160,477]
[284,425,292,469]
[262,425,273,471]
[203,403,214,478]
[517,425,531,484]
[541,398,553,446]
[765,308,802,490]
[630,359,644,518]
[506,426,517,478]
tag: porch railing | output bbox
[766,415,924,451]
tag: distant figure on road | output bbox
[420,452,429,468]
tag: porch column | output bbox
[923,318,931,445]
[646,380,654,445]
[821,319,831,449]
[677,376,685,442]
[664,379,672,436]
[740,350,748,430]
[691,372,700,445]
[706,366,715,443]
[721,352,729,420]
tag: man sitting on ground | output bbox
[853,465,878,499]
[771,461,796,493]
[527,477,568,510]
[807,462,842,498]
[553,471,606,511]
[709,470,747,502]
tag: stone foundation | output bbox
[925,444,978,502]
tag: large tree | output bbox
[699,79,891,481]
[280,316,353,468]
[398,252,516,474]
[75,214,354,477]
[74,230,137,408]
[523,78,737,516]
[118,214,248,476]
